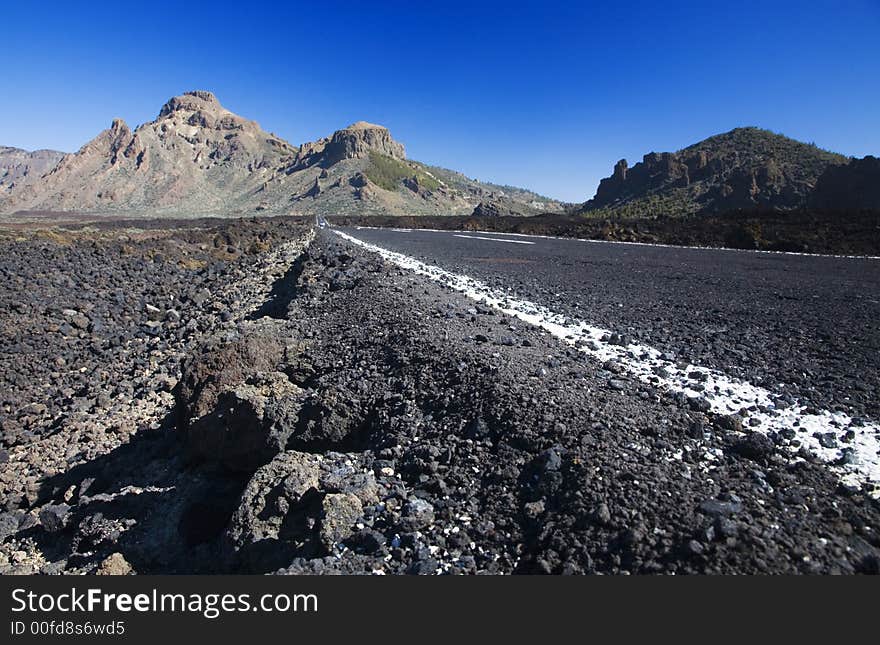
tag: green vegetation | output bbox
[366,152,441,192]
[582,192,698,219]
[681,127,848,177]
[585,127,851,217]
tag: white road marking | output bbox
[334,229,880,496]
[358,226,413,232]
[347,225,880,260]
[452,234,536,245]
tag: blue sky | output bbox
[3,0,878,201]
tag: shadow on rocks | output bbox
[29,412,250,574]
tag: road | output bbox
[334,225,880,491]
[336,226,880,418]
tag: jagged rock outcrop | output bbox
[809,156,880,209]
[288,122,405,171]
[0,146,65,195]
[585,127,849,215]
[303,176,321,199]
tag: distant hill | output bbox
[0,146,65,196]
[582,127,849,216]
[0,91,562,218]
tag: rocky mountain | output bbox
[583,127,849,216]
[809,155,880,210]
[0,146,65,195]
[0,91,297,215]
[0,91,561,218]
[287,121,405,170]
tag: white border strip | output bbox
[335,229,880,495]
[351,225,880,260]
[453,234,536,245]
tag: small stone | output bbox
[402,498,435,530]
[39,504,70,532]
[96,552,133,576]
[698,498,743,517]
[688,397,712,413]
[732,433,774,461]
[817,432,838,449]
[714,517,738,539]
[523,500,545,519]
[715,414,744,432]
[320,493,362,550]
[409,558,438,575]
[346,529,386,554]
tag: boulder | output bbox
[186,371,304,471]
[177,327,286,423]
[226,451,321,549]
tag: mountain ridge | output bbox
[582,127,850,216]
[3,96,870,220]
[0,91,561,218]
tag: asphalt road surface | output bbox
[337,226,880,423]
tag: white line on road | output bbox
[452,234,536,245]
[349,225,880,260]
[334,228,880,496]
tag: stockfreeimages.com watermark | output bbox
[10,587,318,620]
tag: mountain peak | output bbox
[345,121,388,131]
[289,120,405,170]
[183,90,218,102]
[158,90,225,119]
[109,118,129,133]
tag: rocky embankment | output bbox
[1,222,878,574]
[0,218,312,573]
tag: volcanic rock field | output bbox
[0,218,878,575]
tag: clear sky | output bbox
[3,0,878,201]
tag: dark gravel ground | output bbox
[337,227,880,422]
[0,219,312,572]
[1,224,878,575]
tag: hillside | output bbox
[0,92,562,218]
[809,155,880,210]
[582,127,849,216]
[0,146,65,196]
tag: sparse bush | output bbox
[366,152,441,192]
